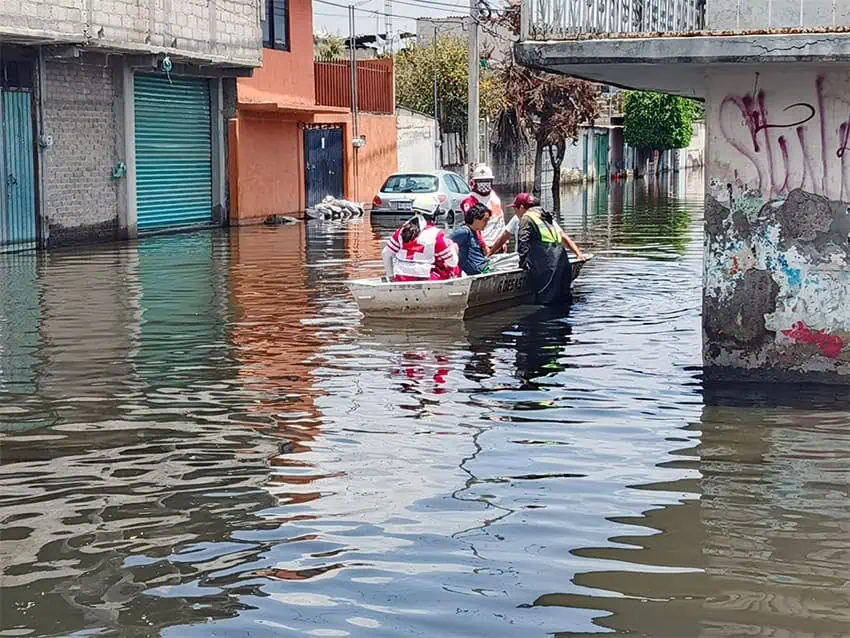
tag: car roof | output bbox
[384,171,462,179]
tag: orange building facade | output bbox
[229,0,398,224]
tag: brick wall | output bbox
[0,0,85,39]
[41,60,122,247]
[0,0,261,67]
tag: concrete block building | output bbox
[0,0,262,251]
[516,0,850,384]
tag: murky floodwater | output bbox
[2,170,850,638]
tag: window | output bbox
[262,0,290,51]
[451,174,471,194]
[444,175,460,194]
[380,174,439,194]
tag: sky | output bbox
[312,0,475,38]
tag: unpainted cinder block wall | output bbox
[40,59,125,247]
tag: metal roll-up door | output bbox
[134,74,213,231]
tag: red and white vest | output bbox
[392,225,442,279]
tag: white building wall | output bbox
[397,107,438,173]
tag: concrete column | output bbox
[703,66,850,384]
[122,61,138,240]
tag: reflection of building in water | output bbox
[0,253,42,429]
[24,247,140,429]
[533,398,850,637]
[228,225,325,455]
[0,232,287,636]
[343,217,385,280]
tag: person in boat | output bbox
[382,194,459,282]
[460,165,506,251]
[516,195,585,307]
[489,193,586,259]
[449,202,492,276]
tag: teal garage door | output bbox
[134,74,213,231]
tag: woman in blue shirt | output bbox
[449,202,492,275]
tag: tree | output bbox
[316,35,345,61]
[395,36,501,139]
[490,3,600,202]
[623,91,701,176]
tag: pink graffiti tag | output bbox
[738,92,816,153]
[718,76,850,199]
[782,321,845,359]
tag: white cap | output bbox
[472,165,494,181]
[411,194,440,216]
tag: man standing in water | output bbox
[490,193,585,260]
[460,165,506,251]
[514,193,585,306]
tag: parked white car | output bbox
[370,171,471,219]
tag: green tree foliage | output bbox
[395,36,501,134]
[623,91,701,152]
[316,35,346,61]
[491,2,600,197]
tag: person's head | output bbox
[508,192,537,218]
[471,165,494,196]
[401,194,441,243]
[464,202,491,231]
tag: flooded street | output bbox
[2,171,850,637]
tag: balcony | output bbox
[522,0,705,39]
[315,59,395,115]
[517,0,850,97]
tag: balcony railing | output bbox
[522,0,706,39]
[315,59,394,115]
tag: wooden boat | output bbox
[346,253,592,320]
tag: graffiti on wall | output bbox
[706,72,850,381]
[718,74,850,202]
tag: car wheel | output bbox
[447,210,456,224]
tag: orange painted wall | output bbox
[238,0,316,106]
[232,113,398,224]
[355,113,398,203]
[231,116,303,223]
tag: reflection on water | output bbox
[2,171,850,637]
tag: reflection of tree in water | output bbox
[550,174,695,258]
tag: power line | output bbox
[313,0,515,44]
[314,0,418,22]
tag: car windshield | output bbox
[381,174,439,194]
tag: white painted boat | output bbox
[346,253,592,320]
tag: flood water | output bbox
[2,170,850,638]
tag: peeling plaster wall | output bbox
[704,67,850,384]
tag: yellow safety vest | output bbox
[525,210,560,245]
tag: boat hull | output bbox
[346,255,591,320]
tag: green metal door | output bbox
[0,90,37,252]
[594,132,609,180]
[134,74,213,231]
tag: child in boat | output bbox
[449,202,492,276]
[382,194,459,282]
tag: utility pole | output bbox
[433,26,440,170]
[384,0,392,55]
[349,4,360,200]
[467,0,480,171]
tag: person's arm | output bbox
[517,216,533,270]
[488,230,511,256]
[382,230,402,280]
[560,232,585,260]
[435,231,460,274]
